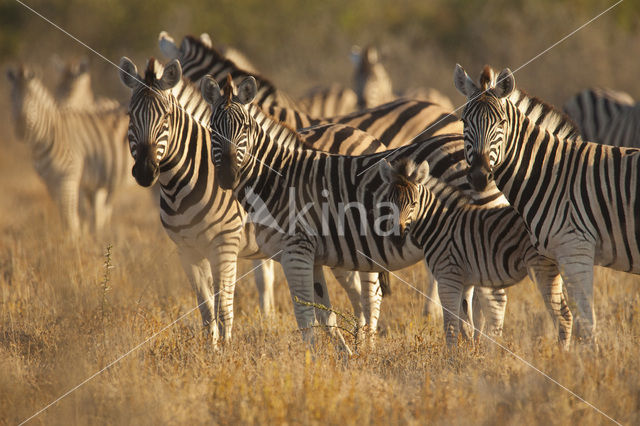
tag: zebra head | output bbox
[201,74,258,190]
[53,56,91,106]
[454,64,515,191]
[378,158,430,240]
[6,65,38,140]
[119,57,182,187]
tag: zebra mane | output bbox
[479,65,495,91]
[224,74,233,106]
[143,57,163,86]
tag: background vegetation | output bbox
[1,0,640,424]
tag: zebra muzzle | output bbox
[468,155,493,192]
[132,159,159,187]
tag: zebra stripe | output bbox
[455,64,640,343]
[564,87,639,148]
[381,159,572,346]
[7,65,131,235]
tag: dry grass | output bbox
[1,136,639,426]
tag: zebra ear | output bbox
[378,159,396,184]
[200,33,213,48]
[157,59,182,91]
[454,64,477,97]
[410,161,430,186]
[119,57,141,89]
[494,68,515,98]
[236,76,257,105]
[201,75,222,106]
[158,31,180,59]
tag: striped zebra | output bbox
[455,64,640,342]
[379,159,572,346]
[200,75,551,346]
[117,57,396,350]
[6,65,131,235]
[564,87,639,148]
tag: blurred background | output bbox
[2,1,639,131]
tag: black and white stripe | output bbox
[455,64,640,344]
[564,87,639,148]
[7,65,130,235]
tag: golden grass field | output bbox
[1,135,639,425]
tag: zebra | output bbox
[6,65,131,235]
[379,158,572,346]
[200,75,537,346]
[564,87,640,148]
[117,57,395,350]
[454,64,640,343]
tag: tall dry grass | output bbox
[1,131,639,425]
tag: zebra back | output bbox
[296,83,358,118]
[564,87,639,148]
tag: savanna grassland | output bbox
[1,134,639,425]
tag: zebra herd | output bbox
[6,31,640,352]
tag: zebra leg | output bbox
[528,262,573,349]
[178,250,219,345]
[474,287,507,339]
[422,265,443,321]
[280,242,318,347]
[312,265,352,356]
[92,188,109,233]
[52,177,81,237]
[252,259,276,317]
[359,272,382,346]
[555,252,596,342]
[438,278,465,346]
[329,268,366,339]
[459,286,475,342]
[209,244,240,342]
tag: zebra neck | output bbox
[411,185,467,248]
[158,100,207,190]
[494,102,562,213]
